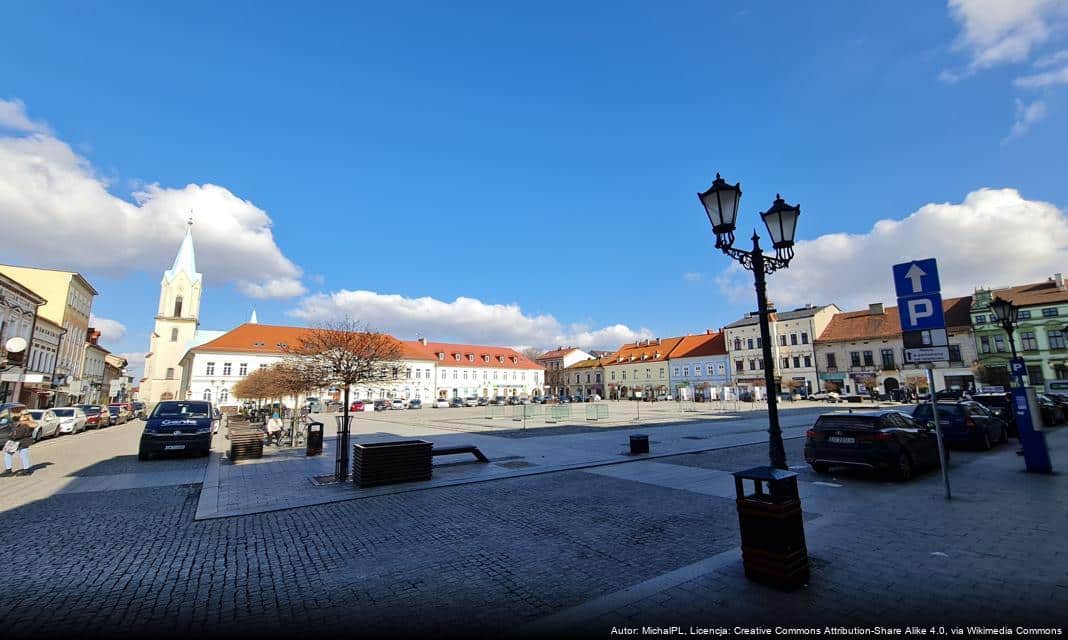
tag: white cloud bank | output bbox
[717,188,1068,313]
[88,314,127,343]
[290,290,654,352]
[0,99,305,299]
[1004,99,1049,143]
[948,0,1068,71]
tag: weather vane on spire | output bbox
[187,210,194,228]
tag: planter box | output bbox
[353,440,432,488]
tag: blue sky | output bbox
[3,1,1068,378]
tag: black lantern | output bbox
[760,194,801,261]
[989,296,1018,326]
[698,173,742,249]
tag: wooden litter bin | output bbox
[732,466,809,590]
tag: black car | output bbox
[449,397,464,408]
[1035,394,1065,426]
[804,410,944,481]
[408,399,422,410]
[970,393,1017,436]
[373,400,390,411]
[912,401,1008,450]
[139,400,214,460]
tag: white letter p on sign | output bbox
[907,298,933,327]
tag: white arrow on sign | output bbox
[905,263,926,294]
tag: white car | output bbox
[52,406,88,434]
[27,409,62,441]
[808,392,842,403]
[463,396,478,407]
[433,399,450,408]
[390,399,407,410]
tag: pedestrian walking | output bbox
[1,405,35,476]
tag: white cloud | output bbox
[1015,64,1068,87]
[119,352,146,379]
[947,0,1068,70]
[0,99,305,298]
[716,188,1068,313]
[1035,48,1068,68]
[1004,99,1048,142]
[0,98,50,134]
[89,314,127,343]
[289,290,653,351]
[682,272,702,283]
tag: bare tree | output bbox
[519,347,543,362]
[289,318,403,481]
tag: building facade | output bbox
[425,341,543,399]
[563,357,606,398]
[724,304,840,396]
[666,331,730,400]
[0,272,47,404]
[536,347,593,397]
[81,329,110,404]
[603,337,685,400]
[814,298,976,396]
[0,265,98,406]
[104,354,130,402]
[21,316,65,408]
[971,275,1068,389]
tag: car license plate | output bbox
[164,444,186,450]
[829,436,855,444]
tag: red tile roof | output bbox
[603,337,686,366]
[988,279,1068,308]
[815,297,972,343]
[537,347,580,360]
[419,341,543,370]
[667,332,727,359]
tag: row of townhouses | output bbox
[0,265,131,408]
[544,273,1068,400]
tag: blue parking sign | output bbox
[893,259,940,297]
[897,293,946,332]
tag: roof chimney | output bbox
[1056,273,1064,291]
[707,329,713,335]
[656,337,661,345]
[418,337,428,346]
[869,303,884,315]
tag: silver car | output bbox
[52,407,88,434]
[27,409,62,441]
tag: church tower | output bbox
[141,222,202,404]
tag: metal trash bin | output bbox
[732,466,809,590]
[306,421,324,456]
[629,434,649,455]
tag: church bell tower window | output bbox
[174,295,183,317]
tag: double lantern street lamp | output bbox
[699,173,801,470]
[988,296,1022,371]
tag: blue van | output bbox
[139,400,214,460]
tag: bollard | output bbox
[629,434,649,455]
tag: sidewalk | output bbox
[520,427,1068,633]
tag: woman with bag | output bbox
[1,404,35,476]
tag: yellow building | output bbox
[0,264,98,405]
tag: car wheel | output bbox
[811,463,830,474]
[33,429,41,443]
[896,452,914,481]
[981,431,993,451]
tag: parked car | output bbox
[449,397,464,408]
[433,399,450,408]
[408,399,422,410]
[390,398,407,410]
[373,400,390,411]
[518,395,530,405]
[912,401,1008,450]
[349,401,365,412]
[463,396,478,407]
[655,393,671,401]
[107,405,127,425]
[139,400,213,460]
[79,405,111,428]
[491,396,507,405]
[808,391,841,403]
[476,397,489,406]
[131,401,147,419]
[109,403,133,423]
[970,392,1017,436]
[26,409,62,441]
[558,395,571,404]
[1035,393,1065,426]
[506,396,521,405]
[804,410,945,480]
[52,407,88,434]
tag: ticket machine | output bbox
[1012,386,1052,474]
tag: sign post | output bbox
[893,258,951,500]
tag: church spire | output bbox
[164,219,202,283]
[249,308,258,324]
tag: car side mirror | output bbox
[925,421,936,430]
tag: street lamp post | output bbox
[699,173,800,470]
[989,296,1022,371]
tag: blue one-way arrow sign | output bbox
[893,258,940,297]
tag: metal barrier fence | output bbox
[487,405,509,419]
[546,404,572,423]
[586,404,609,421]
[512,404,541,420]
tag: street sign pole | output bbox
[926,366,951,500]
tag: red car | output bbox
[349,402,365,412]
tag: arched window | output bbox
[219,388,229,403]
[174,295,184,317]
[733,338,742,351]
[170,328,179,342]
[203,388,212,401]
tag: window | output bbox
[948,344,962,362]
[779,335,787,346]
[170,328,178,342]
[237,363,247,376]
[595,373,601,383]
[173,296,183,317]
[674,367,680,376]
[804,355,812,368]
[622,371,626,380]
[220,389,229,403]
[850,352,861,367]
[1049,330,1066,350]
[801,332,809,344]
[734,338,742,351]
[994,335,1006,352]
[646,369,651,379]
[747,338,754,350]
[1027,365,1045,385]
[576,374,581,383]
[1018,310,1032,320]
[1043,308,1059,318]
[452,370,458,380]
[1021,331,1039,351]
[695,365,702,376]
[203,389,211,401]
[454,354,460,361]
[826,353,837,369]
[205,362,215,375]
[223,362,231,376]
[749,359,756,370]
[682,367,689,376]
[735,360,744,373]
[980,335,991,353]
[441,370,446,379]
[793,356,801,368]
[974,315,985,324]
[166,368,175,380]
[437,353,444,360]
[790,334,798,346]
[756,337,762,348]
[611,371,616,380]
[879,349,894,369]
[863,351,874,366]
[758,358,764,369]
[782,357,789,369]
[659,368,664,377]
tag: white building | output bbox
[22,316,65,408]
[0,272,47,405]
[536,347,593,397]
[178,324,544,407]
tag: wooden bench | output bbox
[431,444,489,463]
[228,425,264,461]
